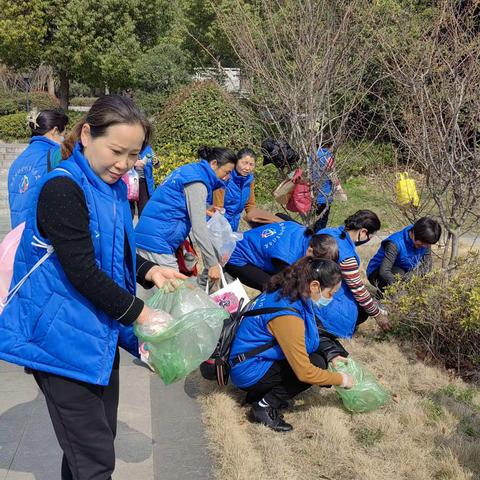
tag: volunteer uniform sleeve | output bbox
[377,241,400,286]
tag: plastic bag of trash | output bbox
[207,212,243,265]
[134,281,228,384]
[329,358,390,413]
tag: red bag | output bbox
[175,239,198,276]
[286,170,312,214]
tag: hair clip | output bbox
[26,110,40,129]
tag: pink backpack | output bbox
[0,223,25,312]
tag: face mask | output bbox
[313,295,333,308]
[60,136,65,143]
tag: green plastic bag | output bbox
[134,281,228,384]
[329,358,390,413]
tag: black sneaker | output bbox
[250,402,293,432]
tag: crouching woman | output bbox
[229,257,353,432]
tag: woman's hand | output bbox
[208,264,221,283]
[134,159,146,170]
[145,266,187,292]
[206,205,224,217]
[375,308,391,331]
[340,373,355,389]
[136,305,152,325]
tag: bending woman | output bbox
[367,217,441,294]
[8,109,69,227]
[0,95,184,480]
[225,221,339,290]
[230,257,353,432]
[135,146,236,284]
[317,210,390,338]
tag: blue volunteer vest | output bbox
[223,169,254,231]
[313,147,334,205]
[230,291,320,388]
[315,226,360,338]
[135,160,224,254]
[228,221,311,273]
[0,143,138,386]
[8,136,61,228]
[139,144,156,197]
[367,225,428,276]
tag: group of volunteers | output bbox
[0,96,442,478]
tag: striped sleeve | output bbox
[340,257,380,317]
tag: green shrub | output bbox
[0,93,20,115]
[134,90,168,118]
[152,144,197,186]
[384,254,480,377]
[70,97,98,107]
[0,91,60,116]
[0,112,29,141]
[153,81,259,150]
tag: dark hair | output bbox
[62,95,151,159]
[198,146,237,166]
[28,110,69,137]
[237,147,257,160]
[344,210,381,234]
[412,217,441,244]
[309,234,339,262]
[267,257,342,302]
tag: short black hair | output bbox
[412,217,441,244]
[237,148,257,160]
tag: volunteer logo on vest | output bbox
[19,175,29,193]
[261,228,276,238]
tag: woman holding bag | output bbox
[0,95,184,480]
[230,257,353,432]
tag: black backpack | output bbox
[200,298,300,386]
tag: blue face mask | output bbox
[313,295,333,308]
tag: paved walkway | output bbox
[0,353,213,480]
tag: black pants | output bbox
[224,263,272,291]
[313,203,330,232]
[368,266,406,295]
[242,351,328,408]
[33,359,120,480]
[129,178,150,218]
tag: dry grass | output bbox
[196,237,480,480]
[196,329,480,480]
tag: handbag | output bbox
[286,171,312,214]
[273,169,302,205]
[243,207,283,227]
[209,267,250,315]
[396,172,420,208]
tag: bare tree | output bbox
[212,0,381,224]
[374,0,480,266]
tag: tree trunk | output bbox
[58,71,70,111]
[47,70,55,97]
[449,232,459,266]
[442,231,452,268]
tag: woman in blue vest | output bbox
[225,221,339,290]
[129,143,158,218]
[0,96,185,480]
[213,147,256,231]
[310,141,347,232]
[8,109,69,228]
[317,210,390,339]
[230,257,354,431]
[367,217,441,294]
[135,146,237,285]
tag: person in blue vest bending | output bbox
[317,210,390,339]
[310,141,347,232]
[135,146,237,285]
[8,109,69,228]
[129,143,158,218]
[230,257,354,432]
[367,217,441,294]
[225,221,339,290]
[0,95,185,480]
[213,147,256,231]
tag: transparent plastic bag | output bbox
[134,281,228,384]
[207,212,243,265]
[329,358,390,413]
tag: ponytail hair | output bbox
[198,146,237,166]
[267,257,342,302]
[28,109,69,137]
[62,95,151,159]
[343,209,381,235]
